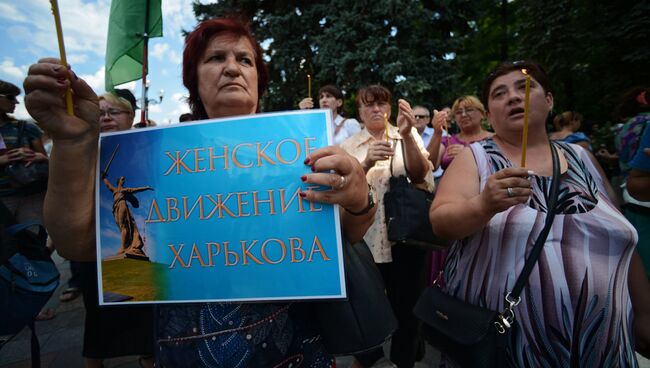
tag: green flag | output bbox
[105,0,163,92]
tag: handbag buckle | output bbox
[504,292,521,307]
[494,292,520,334]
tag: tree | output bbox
[514,0,650,121]
[192,0,479,114]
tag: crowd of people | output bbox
[1,15,649,368]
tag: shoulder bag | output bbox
[384,139,450,250]
[313,239,397,355]
[413,141,561,368]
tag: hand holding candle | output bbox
[49,0,74,116]
[520,69,531,167]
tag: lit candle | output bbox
[520,69,531,167]
[307,74,311,98]
[50,0,74,116]
[384,113,389,142]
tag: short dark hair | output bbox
[182,17,268,120]
[356,85,391,108]
[481,61,550,110]
[318,85,344,113]
[0,80,20,96]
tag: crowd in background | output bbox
[1,15,649,368]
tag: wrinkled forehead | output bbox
[413,107,429,115]
[204,34,256,57]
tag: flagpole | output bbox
[140,0,150,125]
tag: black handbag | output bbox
[413,141,561,368]
[313,239,397,355]
[384,139,450,250]
[4,121,48,194]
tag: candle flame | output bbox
[521,69,528,75]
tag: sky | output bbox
[0,0,209,125]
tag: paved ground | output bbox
[1,253,649,368]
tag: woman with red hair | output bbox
[24,17,376,367]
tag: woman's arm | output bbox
[429,148,532,240]
[128,186,154,194]
[627,169,650,201]
[24,58,100,261]
[397,99,431,184]
[426,109,447,170]
[629,250,650,358]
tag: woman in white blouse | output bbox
[340,84,433,368]
[299,85,361,145]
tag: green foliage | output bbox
[189,0,649,129]
[192,0,479,115]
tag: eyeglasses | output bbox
[0,94,18,103]
[99,109,129,117]
[454,107,478,116]
[414,114,430,120]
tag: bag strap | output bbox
[333,117,348,137]
[495,140,561,332]
[389,138,409,178]
[29,322,41,368]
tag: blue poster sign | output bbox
[95,110,344,305]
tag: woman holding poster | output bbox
[429,61,650,366]
[25,19,375,367]
[24,18,376,368]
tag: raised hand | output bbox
[362,141,394,170]
[23,58,100,143]
[396,99,415,136]
[298,97,314,110]
[432,109,448,133]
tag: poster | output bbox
[96,110,345,305]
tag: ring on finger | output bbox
[507,187,514,197]
[336,175,347,190]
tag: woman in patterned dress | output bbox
[429,61,650,366]
[24,17,377,368]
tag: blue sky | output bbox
[0,0,209,125]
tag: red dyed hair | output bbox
[182,18,269,119]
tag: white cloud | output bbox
[12,96,32,121]
[116,81,137,91]
[148,104,162,113]
[161,0,198,42]
[81,65,106,93]
[67,54,89,65]
[7,25,32,43]
[0,3,28,23]
[172,93,187,102]
[0,58,28,80]
[5,0,111,58]
[168,50,183,65]
[150,43,170,60]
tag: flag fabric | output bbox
[105,0,163,92]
